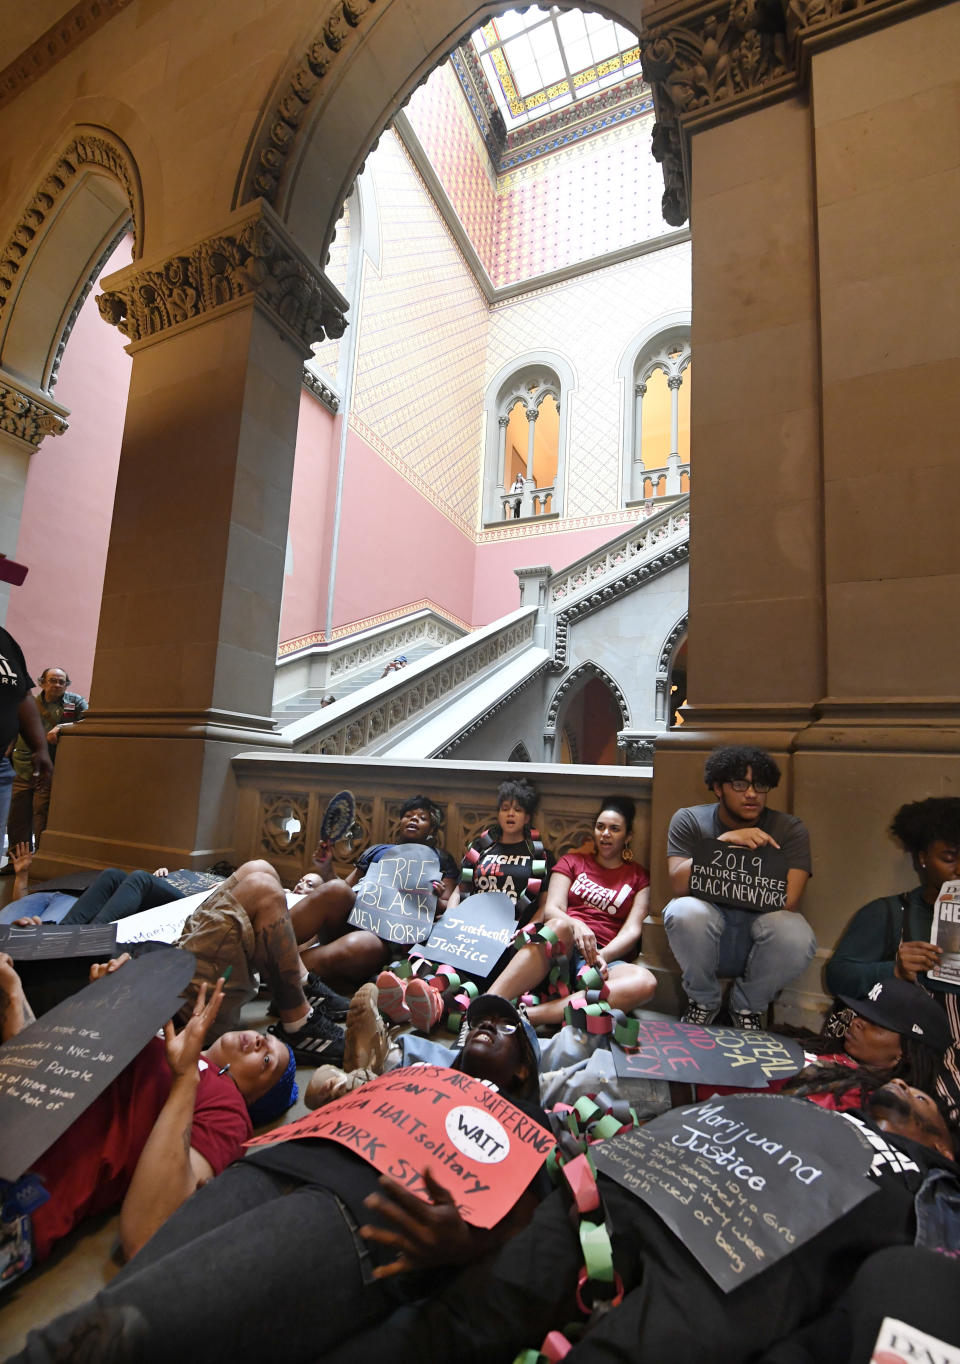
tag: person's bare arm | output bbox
[0,954,36,1041]
[598,885,650,963]
[784,868,809,913]
[118,980,224,1261]
[9,842,33,901]
[17,695,53,786]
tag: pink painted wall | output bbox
[471,517,638,624]
[332,427,476,630]
[278,391,339,646]
[6,237,133,698]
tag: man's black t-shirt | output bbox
[0,626,33,753]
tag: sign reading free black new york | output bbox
[689,838,789,912]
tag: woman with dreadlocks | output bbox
[824,796,960,1121]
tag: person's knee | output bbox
[236,859,279,882]
[552,919,575,950]
[755,911,816,960]
[663,896,721,936]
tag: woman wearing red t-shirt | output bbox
[489,795,656,1029]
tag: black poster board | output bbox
[612,1020,805,1088]
[689,839,789,912]
[0,946,196,1182]
[0,924,118,961]
[347,846,441,945]
[424,892,516,978]
[162,869,223,896]
[592,1094,876,1292]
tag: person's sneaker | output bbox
[681,1003,719,1026]
[268,1010,345,1066]
[304,1064,377,1109]
[344,982,389,1073]
[731,1010,764,1031]
[405,978,445,1032]
[304,972,351,1021]
[376,970,410,1023]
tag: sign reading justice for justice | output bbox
[348,846,441,945]
[689,839,789,912]
[424,892,516,978]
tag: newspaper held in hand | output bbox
[928,878,960,986]
[870,1317,960,1364]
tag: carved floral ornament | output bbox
[640,0,922,225]
[0,378,68,449]
[96,205,348,353]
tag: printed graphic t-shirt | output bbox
[467,841,552,922]
[552,851,649,949]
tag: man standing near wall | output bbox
[662,744,816,1028]
[7,666,87,853]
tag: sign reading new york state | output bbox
[689,839,789,912]
[245,1065,554,1228]
[424,892,516,978]
[348,846,441,945]
[612,1019,805,1088]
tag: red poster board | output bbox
[245,1065,554,1228]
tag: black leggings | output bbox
[61,869,183,925]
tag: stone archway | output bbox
[545,661,630,765]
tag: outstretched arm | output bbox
[119,979,224,1260]
[9,841,33,901]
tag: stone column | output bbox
[629,380,646,501]
[0,375,68,621]
[495,414,509,519]
[665,373,682,495]
[39,201,347,873]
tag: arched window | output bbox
[619,318,691,506]
[482,353,575,523]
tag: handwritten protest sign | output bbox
[0,946,196,1181]
[348,846,441,945]
[162,870,223,896]
[111,889,213,946]
[246,1064,554,1228]
[0,924,118,961]
[424,892,516,978]
[612,1019,804,1089]
[689,839,789,912]
[593,1094,875,1291]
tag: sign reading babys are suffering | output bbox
[348,846,441,945]
[689,839,789,912]
[245,1065,553,1228]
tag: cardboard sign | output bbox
[112,889,213,946]
[423,892,516,978]
[245,1064,554,1228]
[612,1020,805,1089]
[593,1094,876,1292]
[689,838,789,912]
[0,946,196,1182]
[870,1318,960,1364]
[161,870,223,896]
[929,878,960,986]
[0,923,118,961]
[348,846,441,945]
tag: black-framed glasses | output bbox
[727,779,770,794]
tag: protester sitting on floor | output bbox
[825,796,960,1123]
[287,795,458,992]
[486,795,655,1030]
[377,778,553,1031]
[663,744,816,1029]
[311,1084,959,1364]
[12,995,551,1364]
[0,958,296,1275]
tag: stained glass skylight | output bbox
[469,7,641,130]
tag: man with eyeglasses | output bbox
[662,744,816,1029]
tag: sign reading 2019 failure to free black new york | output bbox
[348,846,441,945]
[0,946,196,1182]
[424,892,516,978]
[592,1094,876,1292]
[612,1019,805,1088]
[689,838,789,912]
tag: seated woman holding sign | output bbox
[487,795,656,1030]
[825,796,960,1123]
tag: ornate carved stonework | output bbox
[96,203,348,353]
[434,661,550,758]
[618,736,658,765]
[0,131,140,326]
[641,0,928,225]
[546,662,630,732]
[0,1,135,112]
[302,368,340,412]
[0,377,68,449]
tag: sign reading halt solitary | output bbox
[689,838,789,912]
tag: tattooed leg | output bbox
[247,894,310,1025]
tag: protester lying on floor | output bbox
[291,794,458,991]
[0,845,185,927]
[0,958,296,1274]
[486,794,655,1030]
[825,796,960,1122]
[11,996,550,1364]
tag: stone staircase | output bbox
[271,637,438,723]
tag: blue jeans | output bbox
[0,756,12,855]
[662,896,816,1013]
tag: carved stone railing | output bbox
[498,484,555,521]
[637,462,690,502]
[547,495,689,608]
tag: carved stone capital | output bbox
[0,373,68,450]
[96,201,348,355]
[526,407,539,423]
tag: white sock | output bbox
[283,1007,313,1034]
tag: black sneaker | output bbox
[681,1003,719,1026]
[304,972,351,1021]
[731,1010,764,1031]
[269,1011,345,1066]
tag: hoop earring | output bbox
[621,845,634,863]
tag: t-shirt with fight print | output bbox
[551,851,649,949]
[467,841,552,922]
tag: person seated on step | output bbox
[485,794,655,1032]
[0,958,296,1278]
[376,778,553,1032]
[0,843,187,926]
[825,796,960,1124]
[12,996,552,1364]
[289,795,458,992]
[663,745,816,1030]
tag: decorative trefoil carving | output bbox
[0,378,68,448]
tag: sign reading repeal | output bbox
[593,1094,876,1292]
[245,1065,554,1228]
[689,838,789,912]
[424,892,516,978]
[612,1019,805,1088]
[347,846,441,945]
